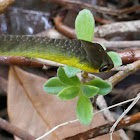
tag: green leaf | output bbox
[64,65,81,78]
[58,67,81,86]
[87,79,112,95]
[76,94,93,125]
[107,51,122,67]
[44,77,68,95]
[81,85,99,98]
[75,9,95,42]
[58,86,80,100]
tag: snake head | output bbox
[81,40,114,72]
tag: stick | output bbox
[0,117,35,140]
[48,0,140,16]
[64,112,140,140]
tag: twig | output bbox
[96,95,129,140]
[54,15,76,38]
[30,58,65,67]
[97,96,115,122]
[0,56,43,67]
[0,117,35,140]
[36,97,137,140]
[64,112,140,140]
[110,93,140,140]
[107,60,140,87]
[94,20,140,38]
[48,0,140,16]
[118,49,140,64]
[97,98,138,114]
[93,15,113,24]
[111,112,140,132]
[35,119,78,140]
[97,41,140,48]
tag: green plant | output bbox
[44,9,122,125]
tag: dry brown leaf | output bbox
[0,0,15,14]
[8,66,121,140]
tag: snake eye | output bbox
[99,65,109,72]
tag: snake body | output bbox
[0,35,113,72]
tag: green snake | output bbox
[0,35,114,72]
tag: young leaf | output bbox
[44,77,68,95]
[81,85,99,98]
[58,67,81,86]
[64,65,81,78]
[58,86,80,100]
[76,94,93,125]
[107,51,122,67]
[75,9,95,42]
[87,79,112,95]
